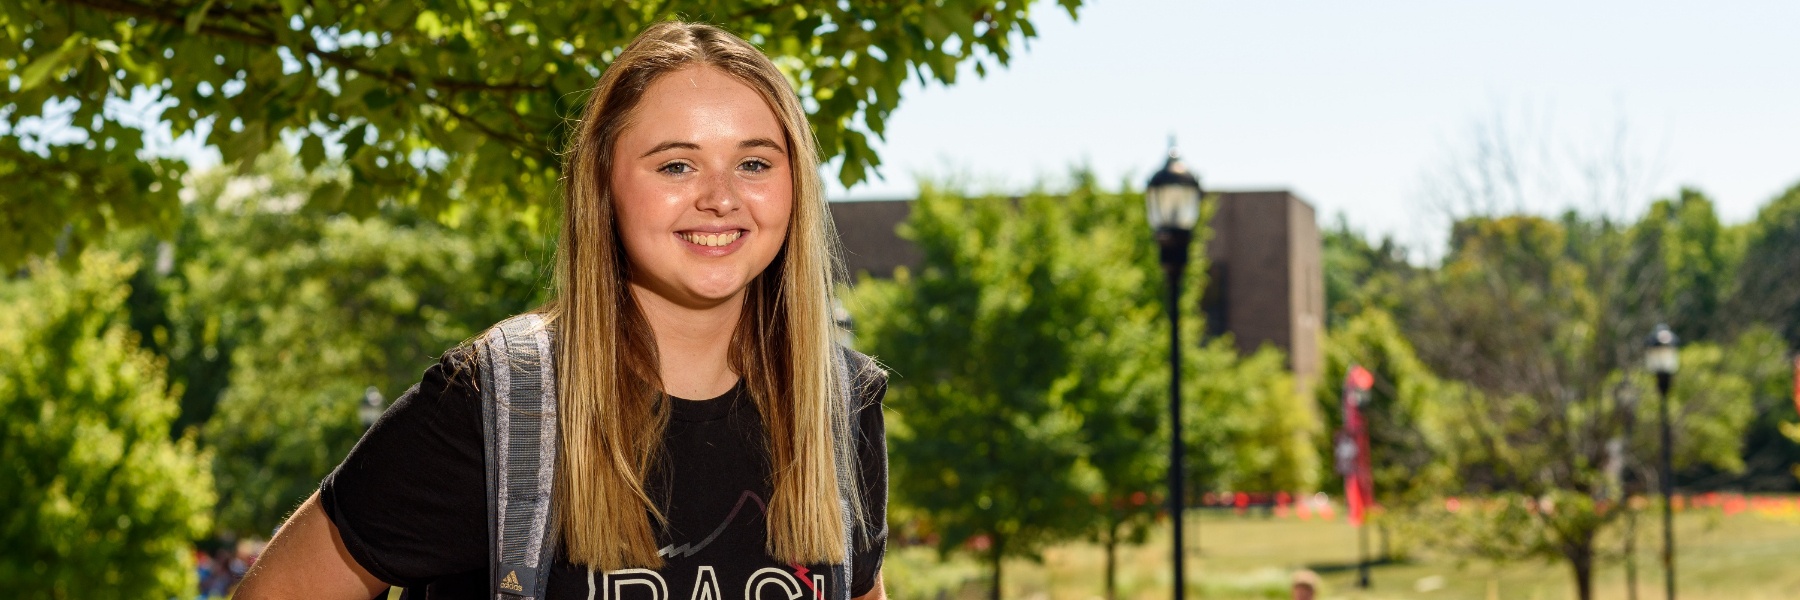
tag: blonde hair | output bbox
[547,20,854,571]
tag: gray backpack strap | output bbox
[832,347,857,600]
[475,314,560,600]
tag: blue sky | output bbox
[830,0,1800,254]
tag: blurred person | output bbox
[1292,569,1321,600]
[194,550,215,599]
[228,544,251,583]
[207,548,235,598]
[234,20,889,600]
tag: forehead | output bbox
[623,65,785,144]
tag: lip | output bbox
[677,225,745,234]
[674,228,749,257]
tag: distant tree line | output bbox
[1318,176,1800,600]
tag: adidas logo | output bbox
[500,569,523,592]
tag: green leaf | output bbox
[17,34,89,91]
[306,179,346,212]
[362,87,397,110]
[185,0,219,34]
[298,134,326,171]
[220,126,271,167]
[342,124,370,159]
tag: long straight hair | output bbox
[547,21,854,571]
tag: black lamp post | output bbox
[1644,324,1680,600]
[1146,141,1202,600]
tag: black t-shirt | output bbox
[320,348,888,599]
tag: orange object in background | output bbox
[1338,365,1376,526]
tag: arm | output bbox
[848,352,890,600]
[852,572,886,600]
[234,491,389,600]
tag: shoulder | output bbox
[320,343,492,582]
[460,312,558,389]
[420,344,482,405]
[471,312,557,356]
[838,345,889,411]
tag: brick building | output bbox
[1199,191,1324,384]
[829,191,1324,383]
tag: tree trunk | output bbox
[1566,539,1595,600]
[1624,500,1639,600]
[1104,519,1120,600]
[989,534,1006,600]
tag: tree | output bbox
[847,178,1319,599]
[1185,342,1317,497]
[1726,182,1800,487]
[0,0,1085,267]
[1413,336,1759,596]
[1398,215,1755,600]
[848,184,1109,600]
[0,251,214,598]
[1314,309,1458,527]
[1036,179,1169,600]
[1048,179,1320,599]
[151,152,547,534]
[1731,181,1800,349]
[1320,215,1415,330]
[1622,188,1740,345]
[1393,105,1777,598]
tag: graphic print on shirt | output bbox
[658,490,767,558]
[592,567,825,600]
[591,490,828,600]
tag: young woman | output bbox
[236,21,888,600]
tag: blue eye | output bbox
[740,159,773,173]
[659,162,694,175]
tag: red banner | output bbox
[1337,365,1376,526]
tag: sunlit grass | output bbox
[884,500,1800,599]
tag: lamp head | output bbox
[1644,323,1680,375]
[1145,141,1203,232]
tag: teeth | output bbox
[681,231,741,247]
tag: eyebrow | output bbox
[639,141,699,158]
[739,138,786,154]
[638,138,787,159]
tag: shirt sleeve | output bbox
[320,350,488,586]
[849,362,890,597]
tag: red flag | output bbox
[1339,363,1375,522]
[1337,365,1376,526]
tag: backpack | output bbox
[472,313,560,599]
[470,313,861,600]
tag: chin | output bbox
[680,274,757,305]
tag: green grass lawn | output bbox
[883,503,1800,600]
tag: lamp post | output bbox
[1644,324,1680,600]
[1146,140,1202,600]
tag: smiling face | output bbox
[610,65,794,309]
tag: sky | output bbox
[828,0,1800,255]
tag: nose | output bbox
[694,168,739,216]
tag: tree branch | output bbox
[58,0,551,161]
